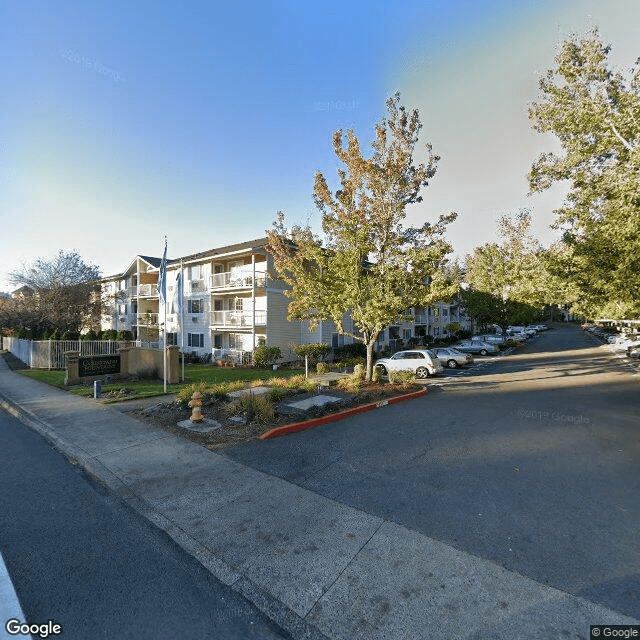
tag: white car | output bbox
[610,338,640,352]
[374,349,443,379]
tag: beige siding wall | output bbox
[266,289,301,355]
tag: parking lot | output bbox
[225,323,640,621]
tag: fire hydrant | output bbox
[188,391,203,423]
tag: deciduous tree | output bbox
[268,93,457,380]
[8,250,102,336]
[528,29,640,317]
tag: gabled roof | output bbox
[177,237,269,264]
[138,255,162,268]
[102,237,271,280]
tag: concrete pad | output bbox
[194,473,383,617]
[307,521,638,640]
[228,386,271,398]
[177,418,222,433]
[286,395,341,411]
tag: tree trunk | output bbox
[365,340,376,382]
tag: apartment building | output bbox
[101,238,299,362]
[101,237,472,361]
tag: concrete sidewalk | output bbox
[0,355,637,639]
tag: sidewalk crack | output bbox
[303,518,385,620]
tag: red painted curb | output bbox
[259,387,427,440]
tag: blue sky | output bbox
[2,0,639,290]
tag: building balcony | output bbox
[188,279,206,293]
[136,312,160,326]
[210,310,266,328]
[209,271,267,292]
[137,284,159,298]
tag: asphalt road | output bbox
[225,323,640,620]
[0,411,291,640]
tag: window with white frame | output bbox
[187,333,204,348]
[188,299,203,314]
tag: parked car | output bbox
[453,340,499,356]
[611,338,640,352]
[432,347,474,369]
[506,331,529,342]
[530,324,548,331]
[473,334,508,346]
[374,349,443,379]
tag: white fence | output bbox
[3,337,130,370]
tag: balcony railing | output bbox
[137,284,159,297]
[212,348,251,365]
[136,313,160,325]
[209,271,267,291]
[210,310,266,327]
[189,279,206,292]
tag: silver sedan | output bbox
[431,347,474,369]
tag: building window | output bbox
[167,332,178,346]
[432,307,440,317]
[187,299,203,314]
[188,333,204,348]
[442,308,448,316]
[331,333,345,348]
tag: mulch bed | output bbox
[128,383,421,451]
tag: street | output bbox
[0,410,291,640]
[225,323,640,620]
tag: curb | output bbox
[260,387,428,440]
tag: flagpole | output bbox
[180,258,185,382]
[159,236,168,394]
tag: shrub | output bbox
[229,394,275,424]
[252,345,281,368]
[177,381,208,406]
[333,342,367,361]
[316,362,330,375]
[211,380,246,397]
[388,369,416,384]
[293,343,331,362]
[337,374,364,392]
[371,366,381,383]
[353,363,365,379]
[267,387,285,402]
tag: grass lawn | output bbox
[19,365,305,402]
